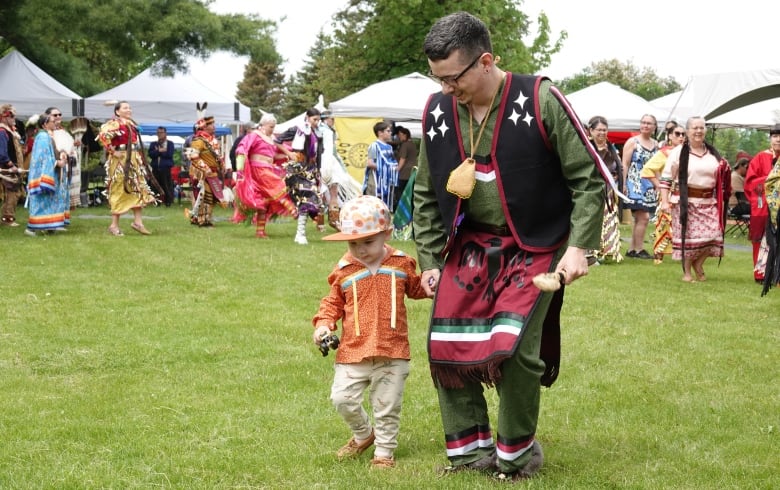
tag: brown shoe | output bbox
[336,430,375,459]
[370,456,395,468]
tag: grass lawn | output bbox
[1,203,777,489]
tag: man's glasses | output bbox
[429,53,482,86]
[673,131,686,136]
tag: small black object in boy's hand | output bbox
[318,334,341,357]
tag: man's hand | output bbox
[555,247,589,285]
[421,269,440,297]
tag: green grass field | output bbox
[1,203,777,489]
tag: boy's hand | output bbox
[313,325,331,344]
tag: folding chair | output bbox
[176,169,192,204]
[726,208,750,237]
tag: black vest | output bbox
[423,74,572,251]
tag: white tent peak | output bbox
[565,81,665,131]
[0,50,82,117]
[329,72,441,121]
[84,67,250,123]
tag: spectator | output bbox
[394,126,417,211]
[363,121,398,211]
[729,157,750,216]
[621,114,659,259]
[148,126,175,207]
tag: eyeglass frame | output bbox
[428,53,483,86]
[672,131,686,136]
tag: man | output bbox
[729,156,749,216]
[186,116,225,226]
[363,121,398,211]
[413,12,605,482]
[148,126,175,207]
[394,126,417,211]
[0,104,24,226]
[745,125,780,282]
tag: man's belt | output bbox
[112,144,140,151]
[461,219,512,236]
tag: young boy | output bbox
[362,121,398,211]
[312,195,430,468]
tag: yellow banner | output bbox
[334,117,382,184]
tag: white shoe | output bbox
[294,234,308,245]
[24,229,37,237]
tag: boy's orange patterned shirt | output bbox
[313,246,428,364]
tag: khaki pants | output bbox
[330,358,410,459]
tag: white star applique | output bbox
[427,125,438,141]
[514,91,529,109]
[437,120,450,137]
[508,108,522,125]
[430,104,444,123]
[523,112,535,126]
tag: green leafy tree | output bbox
[287,0,565,108]
[236,58,286,121]
[0,0,279,96]
[713,128,770,162]
[556,59,682,101]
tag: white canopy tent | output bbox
[651,90,694,125]
[84,67,251,123]
[708,98,780,130]
[654,68,780,127]
[0,50,82,118]
[566,81,666,131]
[329,72,441,136]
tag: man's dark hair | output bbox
[373,121,391,137]
[423,11,492,62]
